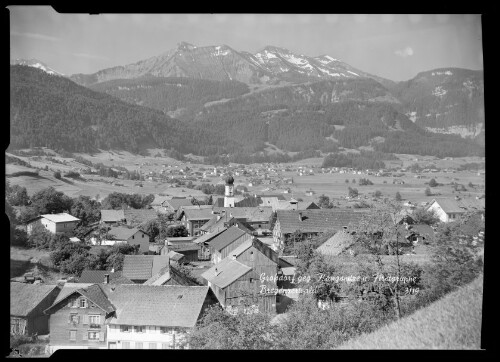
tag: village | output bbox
[9,150,485,353]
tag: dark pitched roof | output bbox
[182,208,215,221]
[10,282,60,317]
[122,255,170,281]
[77,270,133,284]
[316,230,357,256]
[143,265,197,286]
[229,237,281,265]
[276,209,367,234]
[45,283,115,315]
[124,209,158,226]
[103,285,210,328]
[193,228,228,245]
[208,226,249,252]
[165,198,193,211]
[201,258,252,289]
[101,210,125,222]
[212,206,273,223]
[108,226,147,240]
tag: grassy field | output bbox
[10,247,67,283]
[338,274,483,349]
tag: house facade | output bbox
[27,213,80,236]
[91,227,150,254]
[44,284,216,351]
[427,198,485,223]
[202,237,292,314]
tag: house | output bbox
[199,215,252,235]
[26,213,80,236]
[44,283,216,351]
[77,270,132,285]
[212,207,273,231]
[164,242,200,263]
[10,282,61,336]
[121,255,170,283]
[179,207,215,236]
[427,198,485,223]
[272,209,368,252]
[142,264,198,286]
[391,209,415,225]
[316,230,357,257]
[43,283,114,351]
[207,225,253,264]
[163,198,194,213]
[202,237,293,314]
[192,228,228,261]
[91,227,150,254]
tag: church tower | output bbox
[224,175,235,208]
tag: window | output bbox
[88,331,99,340]
[70,314,79,324]
[79,298,87,308]
[142,234,144,238]
[161,343,169,349]
[89,315,100,325]
[69,330,77,341]
[134,325,145,333]
[120,325,130,333]
[132,235,135,239]
[149,343,157,349]
[160,327,169,334]
[121,341,130,349]
[135,342,143,349]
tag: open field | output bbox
[6,149,485,209]
[10,247,68,283]
[338,274,483,349]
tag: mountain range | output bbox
[10,42,485,160]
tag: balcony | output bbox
[89,324,101,329]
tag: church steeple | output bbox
[224,175,235,208]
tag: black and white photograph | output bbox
[7,9,486,354]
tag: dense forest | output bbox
[10,65,484,159]
[90,76,250,120]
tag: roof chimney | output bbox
[104,274,109,284]
[298,212,303,221]
[231,254,237,260]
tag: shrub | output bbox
[424,187,432,196]
[429,178,438,187]
[53,171,61,179]
[395,192,402,201]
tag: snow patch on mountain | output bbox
[347,71,359,76]
[425,123,484,138]
[431,70,453,76]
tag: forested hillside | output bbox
[90,76,250,120]
[10,65,485,159]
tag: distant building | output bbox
[90,227,150,254]
[427,198,485,223]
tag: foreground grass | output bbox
[337,274,483,349]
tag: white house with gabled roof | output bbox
[26,213,80,235]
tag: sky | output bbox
[9,8,484,81]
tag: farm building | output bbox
[272,209,368,253]
[76,270,132,285]
[201,237,293,314]
[10,282,61,336]
[26,213,80,236]
[90,227,150,254]
[207,225,253,264]
[427,198,485,223]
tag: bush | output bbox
[359,178,374,186]
[54,171,61,179]
[424,187,432,196]
[348,187,359,198]
[374,190,382,198]
[429,178,438,187]
[395,192,402,201]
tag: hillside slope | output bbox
[338,274,483,349]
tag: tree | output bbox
[6,185,30,206]
[468,182,474,188]
[317,194,331,209]
[30,186,73,214]
[429,178,438,187]
[54,171,61,179]
[395,192,402,201]
[348,187,359,198]
[412,207,440,225]
[345,179,349,183]
[26,224,54,249]
[70,196,101,226]
[374,190,382,198]
[424,187,432,196]
[165,224,189,237]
